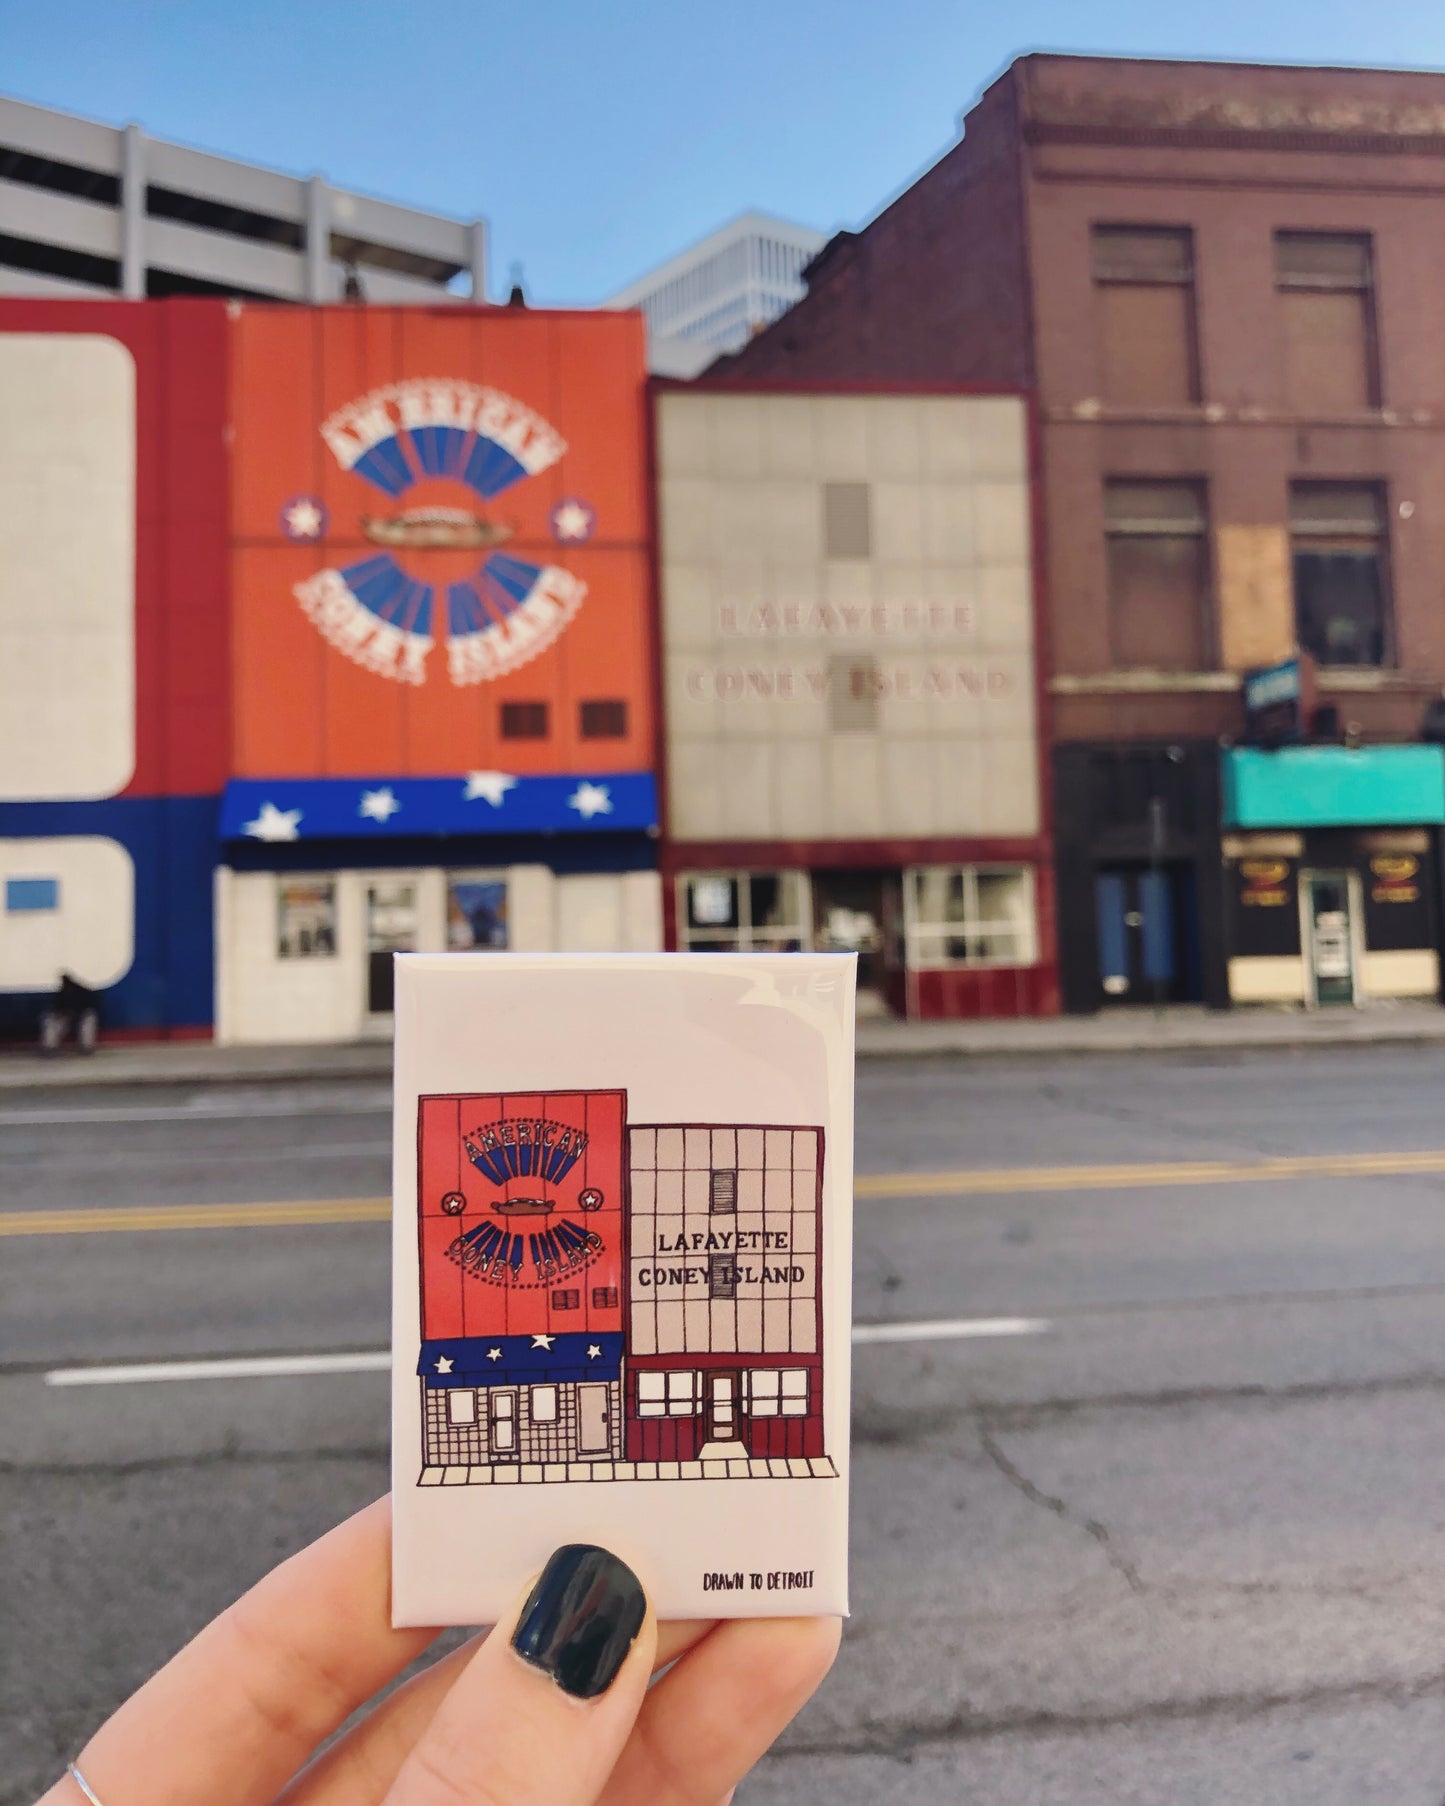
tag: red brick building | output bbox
[720,55,1445,1014]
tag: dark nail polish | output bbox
[511,1544,646,1699]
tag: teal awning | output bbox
[1223,745,1445,829]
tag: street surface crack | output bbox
[769,1666,1445,1761]
[977,1424,1144,1594]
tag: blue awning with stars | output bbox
[419,1331,623,1387]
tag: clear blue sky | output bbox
[4,0,1444,302]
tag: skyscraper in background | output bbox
[607,212,825,376]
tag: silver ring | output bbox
[67,1764,106,1806]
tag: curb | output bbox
[5,1011,1445,1089]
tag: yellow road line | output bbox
[0,1198,391,1237]
[855,1148,1445,1198]
[5,1147,1445,1238]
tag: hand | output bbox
[37,1496,840,1806]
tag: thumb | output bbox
[383,1545,654,1806]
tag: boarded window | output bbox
[828,655,879,732]
[1291,483,1389,668]
[1104,481,1210,669]
[708,1254,738,1300]
[709,1169,738,1214]
[1092,227,1198,407]
[822,481,871,558]
[591,1285,619,1310]
[1276,233,1377,412]
[580,699,627,738]
[551,1287,580,1310]
[500,701,548,739]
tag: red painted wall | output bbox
[418,1090,625,1344]
[0,298,231,800]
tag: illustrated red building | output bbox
[416,1089,831,1480]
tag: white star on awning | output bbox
[243,802,302,842]
[567,781,612,820]
[359,786,401,822]
[464,771,518,806]
[530,1333,556,1351]
[434,1354,454,1374]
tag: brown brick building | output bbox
[718,54,1445,1014]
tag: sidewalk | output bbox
[4,1002,1445,1090]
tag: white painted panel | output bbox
[619,872,664,952]
[556,875,624,951]
[0,336,135,800]
[1228,955,1309,1004]
[0,837,133,989]
[1360,948,1439,998]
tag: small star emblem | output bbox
[567,781,612,821]
[587,1344,602,1359]
[359,786,401,823]
[487,1346,502,1362]
[434,1354,454,1374]
[530,1333,556,1351]
[464,771,518,806]
[281,496,327,541]
[243,801,302,842]
[550,497,596,543]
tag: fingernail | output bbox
[511,1544,646,1699]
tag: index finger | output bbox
[39,1496,438,1806]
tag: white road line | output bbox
[42,1318,1049,1387]
[44,1352,392,1387]
[851,1316,1050,1344]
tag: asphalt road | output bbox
[7,1047,1445,1803]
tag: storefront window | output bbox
[905,866,1037,968]
[678,870,810,951]
[530,1385,558,1423]
[447,873,508,950]
[749,1369,809,1417]
[637,1371,697,1417]
[277,878,337,959]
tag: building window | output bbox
[580,699,628,738]
[749,1369,809,1417]
[5,876,59,912]
[277,878,336,959]
[828,655,879,733]
[447,873,508,951]
[708,1254,738,1300]
[591,1286,618,1310]
[1104,480,1210,670]
[1276,232,1377,412]
[678,870,810,952]
[822,481,871,558]
[1092,226,1198,407]
[530,1384,558,1423]
[446,1389,476,1426]
[552,1288,580,1310]
[709,1170,738,1214]
[904,866,1037,969]
[1290,484,1390,668]
[637,1370,697,1418]
[500,701,548,739]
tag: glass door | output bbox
[365,878,419,1019]
[1302,870,1358,1007]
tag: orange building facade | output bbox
[215,307,665,1044]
